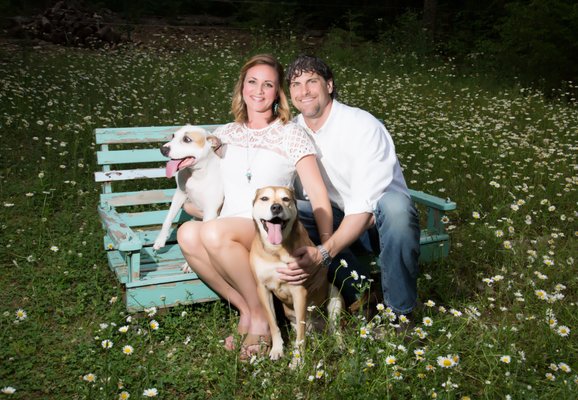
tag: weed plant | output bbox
[0,31,576,399]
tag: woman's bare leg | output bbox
[200,218,270,337]
[177,220,251,335]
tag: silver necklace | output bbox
[245,130,259,183]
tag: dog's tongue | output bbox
[266,221,283,245]
[165,160,181,178]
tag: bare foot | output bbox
[223,314,251,351]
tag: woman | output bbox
[177,54,332,358]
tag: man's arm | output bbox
[277,212,373,284]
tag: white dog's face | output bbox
[161,125,212,178]
[252,186,298,246]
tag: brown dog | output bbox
[250,186,343,367]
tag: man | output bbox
[278,55,421,320]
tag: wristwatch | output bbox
[316,245,333,268]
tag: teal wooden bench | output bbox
[95,125,457,312]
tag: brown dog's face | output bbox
[252,186,298,246]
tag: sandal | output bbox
[239,333,272,360]
[223,333,247,351]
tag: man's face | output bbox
[288,71,333,121]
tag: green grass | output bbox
[0,31,576,399]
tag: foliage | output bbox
[4,1,578,90]
[0,31,576,398]
[495,0,578,90]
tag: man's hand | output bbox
[277,246,323,285]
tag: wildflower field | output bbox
[0,31,576,399]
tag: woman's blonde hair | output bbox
[231,54,291,124]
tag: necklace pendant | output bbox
[245,170,252,183]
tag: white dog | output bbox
[153,125,224,259]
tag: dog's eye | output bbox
[260,196,269,201]
[183,136,192,143]
[282,197,290,202]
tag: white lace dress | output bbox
[214,119,316,218]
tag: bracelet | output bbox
[316,244,333,268]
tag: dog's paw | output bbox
[269,346,284,361]
[152,239,166,251]
[181,262,193,274]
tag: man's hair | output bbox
[285,55,338,99]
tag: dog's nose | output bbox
[160,145,170,157]
[270,203,282,215]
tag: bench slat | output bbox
[95,167,166,182]
[101,189,175,207]
[97,148,167,165]
[123,210,192,228]
[95,125,222,145]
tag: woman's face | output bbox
[242,64,279,116]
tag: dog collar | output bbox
[316,245,332,268]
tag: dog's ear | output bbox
[252,188,264,205]
[285,187,297,207]
[207,135,224,157]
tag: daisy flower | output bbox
[15,309,27,321]
[500,355,511,364]
[359,326,370,339]
[83,373,97,383]
[422,317,433,326]
[149,320,159,330]
[143,388,158,397]
[437,356,455,368]
[1,387,16,394]
[145,307,157,317]
[449,308,462,317]
[122,345,134,355]
[385,355,397,365]
[535,290,548,300]
[558,363,571,373]
[414,348,426,360]
[101,340,113,349]
[556,326,570,337]
[119,391,130,399]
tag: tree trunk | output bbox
[423,0,438,37]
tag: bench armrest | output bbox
[408,189,457,236]
[408,189,456,211]
[98,203,143,252]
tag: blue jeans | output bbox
[297,191,420,314]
